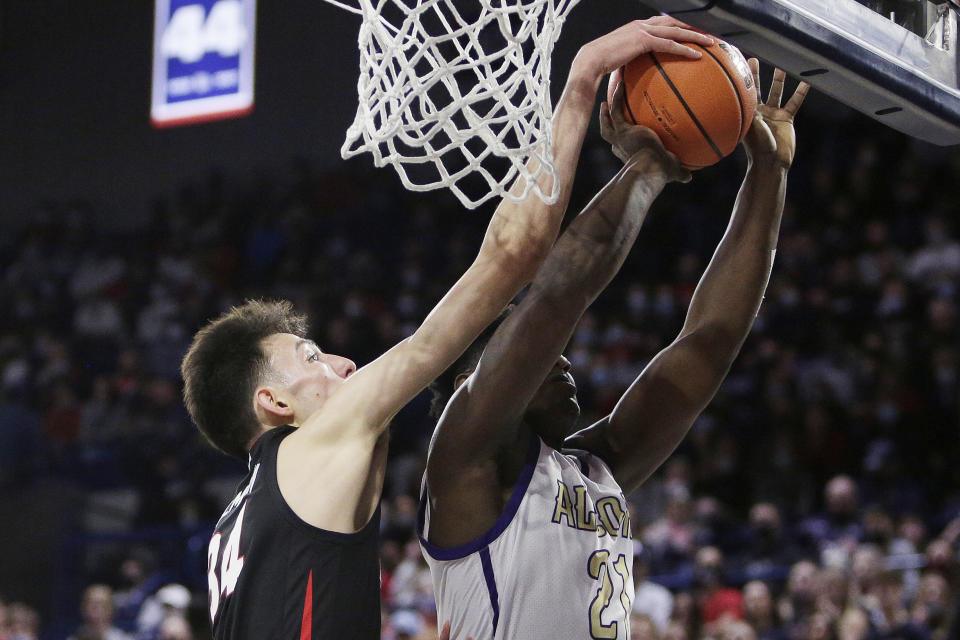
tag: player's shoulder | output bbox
[289,397,379,449]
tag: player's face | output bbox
[261,333,357,419]
[524,354,580,446]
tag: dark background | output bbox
[0,0,699,230]
[0,0,858,230]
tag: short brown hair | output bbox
[181,299,308,459]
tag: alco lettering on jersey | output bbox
[550,480,631,538]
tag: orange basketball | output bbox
[607,39,757,169]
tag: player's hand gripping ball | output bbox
[607,34,757,169]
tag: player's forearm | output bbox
[680,164,788,352]
[478,62,602,283]
[567,167,787,491]
[530,150,671,310]
[350,80,601,433]
[409,70,600,368]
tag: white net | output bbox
[323,0,582,209]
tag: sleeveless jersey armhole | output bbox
[265,426,380,544]
[417,432,541,561]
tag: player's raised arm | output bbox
[423,96,690,547]
[566,63,810,493]
[305,19,716,440]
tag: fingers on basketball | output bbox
[609,83,629,127]
[645,136,692,182]
[643,15,686,28]
[599,102,615,141]
[641,32,701,59]
[643,15,712,45]
[669,39,702,58]
[646,25,714,46]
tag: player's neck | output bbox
[248,423,284,451]
[522,419,564,451]
[493,422,535,490]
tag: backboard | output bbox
[638,0,960,145]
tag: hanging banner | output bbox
[151,0,256,127]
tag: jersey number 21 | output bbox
[588,549,631,639]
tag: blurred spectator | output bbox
[739,503,800,580]
[741,581,785,640]
[630,457,691,531]
[633,545,674,633]
[387,609,423,640]
[837,608,869,640]
[868,570,931,640]
[894,516,928,557]
[663,620,689,640]
[694,547,743,635]
[155,616,191,640]
[806,612,834,640]
[135,584,191,640]
[380,539,403,604]
[862,506,896,548]
[816,566,849,622]
[905,215,960,284]
[720,621,757,640]
[643,491,697,571]
[801,475,863,566]
[924,538,960,586]
[388,541,434,613]
[68,585,132,640]
[850,544,885,605]
[671,591,699,640]
[911,572,954,640]
[632,613,659,640]
[694,496,739,553]
[7,602,39,640]
[777,560,818,639]
[888,515,927,600]
[113,549,167,632]
[0,598,9,640]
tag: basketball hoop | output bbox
[321,0,582,209]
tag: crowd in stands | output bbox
[0,109,958,640]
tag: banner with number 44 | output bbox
[151,0,256,127]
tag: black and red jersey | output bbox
[208,425,381,639]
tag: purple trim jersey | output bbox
[418,435,635,640]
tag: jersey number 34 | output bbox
[207,503,248,621]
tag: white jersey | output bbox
[418,434,634,640]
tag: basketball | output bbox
[607,38,758,169]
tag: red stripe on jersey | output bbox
[300,570,313,640]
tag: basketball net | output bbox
[322,0,582,209]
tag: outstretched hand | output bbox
[575,16,715,80]
[599,83,691,183]
[743,59,810,169]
